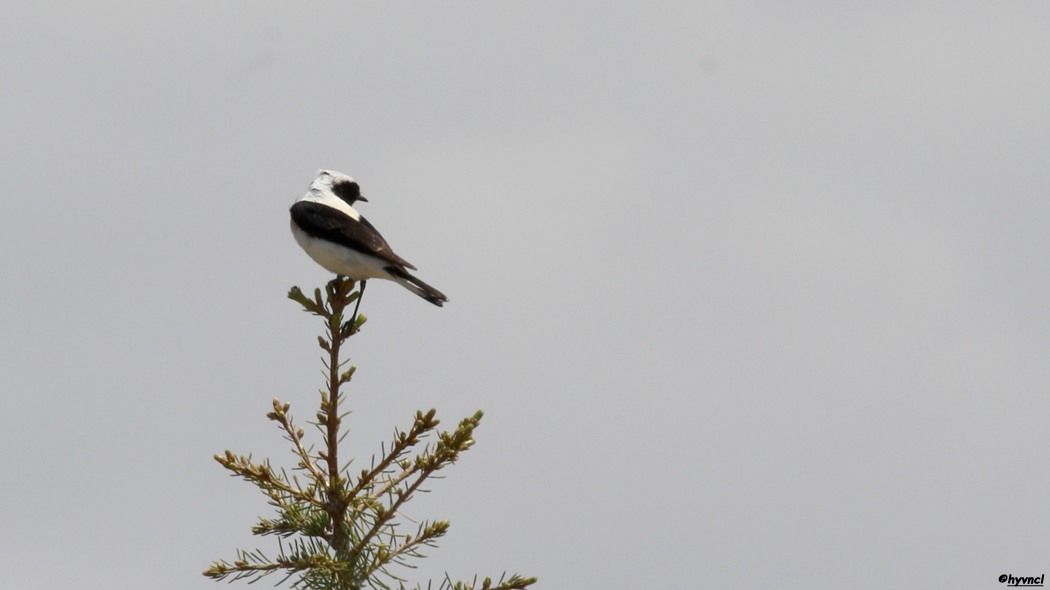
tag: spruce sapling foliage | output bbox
[204,277,535,590]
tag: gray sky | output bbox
[2,2,1048,588]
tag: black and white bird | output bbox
[290,170,448,307]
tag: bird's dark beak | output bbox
[357,195,368,202]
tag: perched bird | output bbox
[290,170,448,309]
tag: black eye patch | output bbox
[332,180,361,203]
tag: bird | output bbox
[290,170,449,314]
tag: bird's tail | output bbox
[385,266,449,307]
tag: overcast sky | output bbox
[2,2,1049,589]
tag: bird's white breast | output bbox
[290,219,392,281]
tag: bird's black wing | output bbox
[290,201,417,270]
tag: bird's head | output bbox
[315,169,368,205]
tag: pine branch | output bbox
[270,397,329,486]
[362,520,451,581]
[349,412,482,565]
[215,451,325,509]
[352,410,439,500]
[206,277,535,589]
[203,541,347,583]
